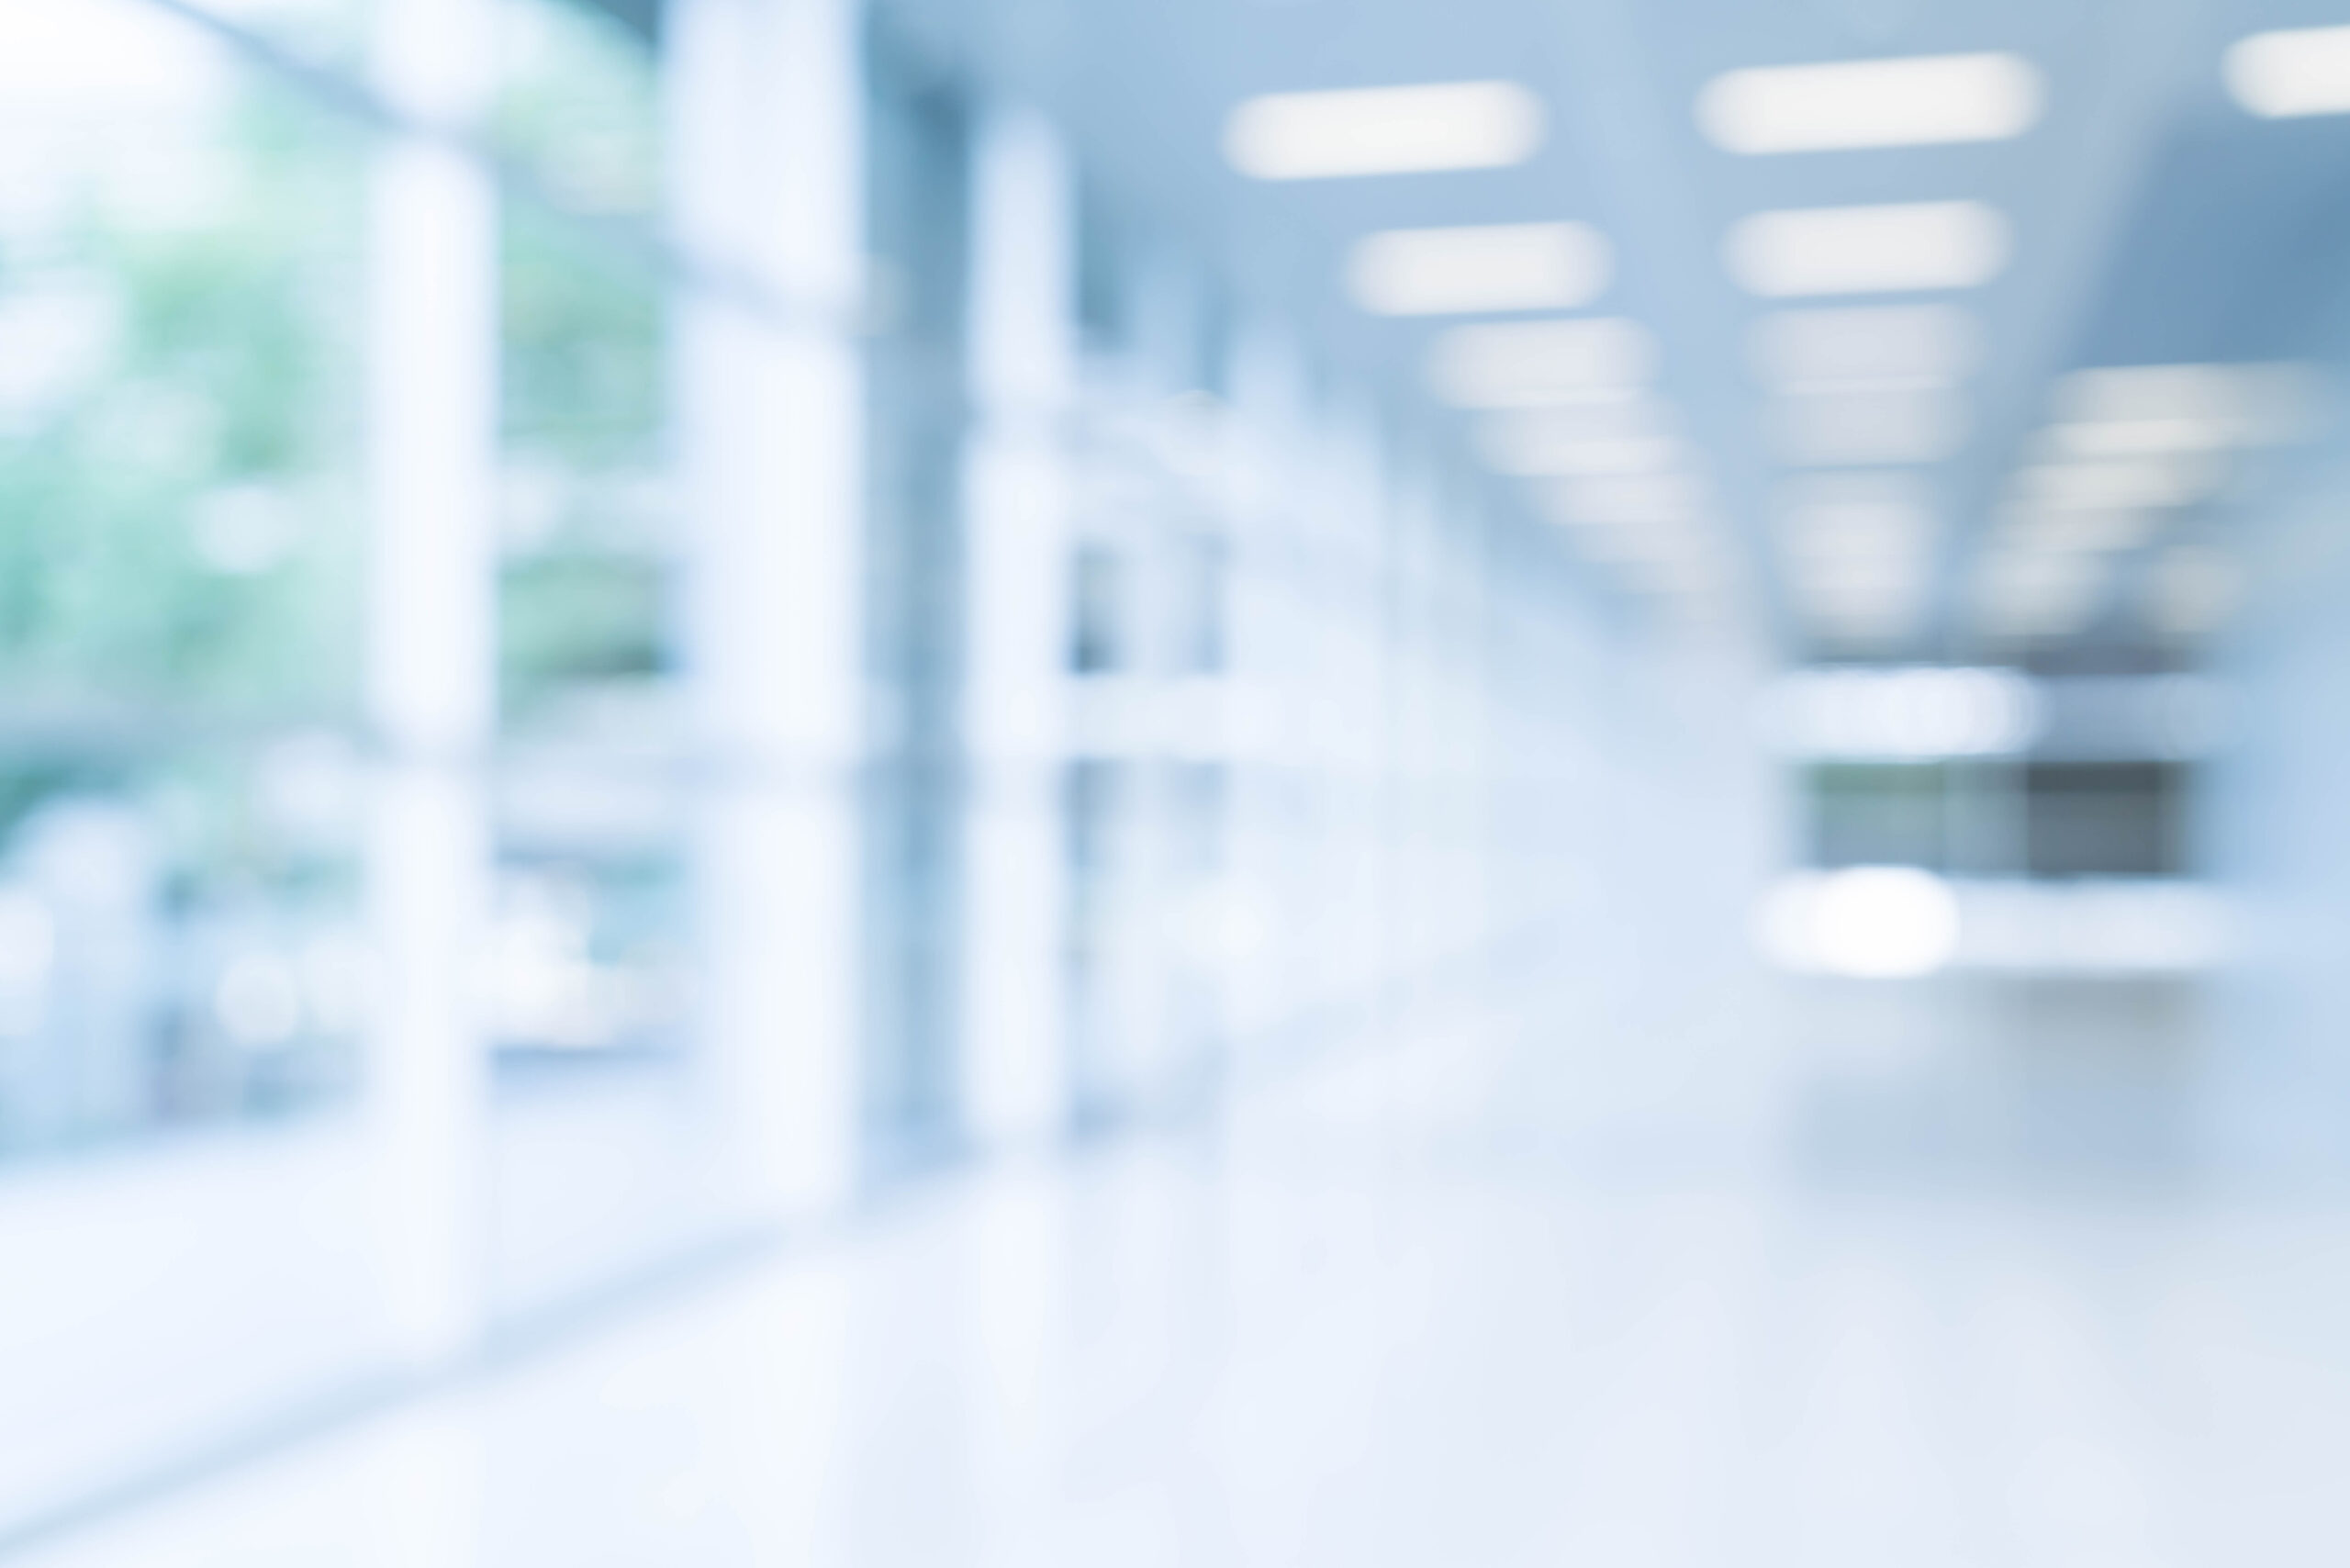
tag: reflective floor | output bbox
[25,965,2350,1568]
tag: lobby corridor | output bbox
[22,963,2350,1568]
[17,1,2350,1558]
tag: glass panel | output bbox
[0,0,371,1156]
[492,2,683,1075]
[1064,385,1236,1124]
[1808,763,1950,869]
[172,0,373,74]
[860,31,968,1170]
[489,757,692,1070]
[495,0,661,221]
[2024,762,2189,878]
[498,201,669,723]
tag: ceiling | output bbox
[868,0,2350,667]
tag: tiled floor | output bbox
[24,971,2350,1566]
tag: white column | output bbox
[1449,491,1499,962]
[1385,455,1428,989]
[364,0,498,1369]
[959,105,1078,1148]
[1325,399,1393,1008]
[671,0,866,1218]
[1223,326,1312,1053]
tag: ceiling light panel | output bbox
[1794,571,1930,640]
[1770,387,1969,465]
[1796,582,1930,640]
[1350,222,1611,316]
[2039,417,2246,459]
[2050,362,2313,439]
[1761,667,2043,759]
[1983,363,2314,644]
[1578,526,1707,565]
[2009,456,2223,511]
[1776,473,1937,556]
[2226,27,2350,118]
[1726,201,2010,297]
[2143,547,2242,637]
[2053,364,2246,422]
[1749,305,1980,391]
[1488,399,1676,445]
[1483,434,1681,477]
[1541,473,1708,528]
[1475,402,1682,476]
[1427,317,1656,406]
[1698,52,2043,154]
[1617,556,1728,599]
[1995,506,2161,554]
[1975,553,2109,637]
[1225,81,1546,180]
[1775,472,1936,641]
[1797,558,1930,595]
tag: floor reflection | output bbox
[1790,975,2207,1186]
[24,963,2350,1567]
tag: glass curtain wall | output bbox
[1064,380,1236,1123]
[0,0,373,1158]
[491,0,688,1075]
[861,22,969,1173]
[0,0,1619,1184]
[1056,218,1592,1116]
[0,0,1649,1537]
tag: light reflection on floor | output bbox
[25,969,2350,1567]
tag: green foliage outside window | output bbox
[0,86,365,721]
[494,0,672,724]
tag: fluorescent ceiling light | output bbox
[1798,584,1919,609]
[1749,305,1979,392]
[1770,387,1968,465]
[1617,550,1720,578]
[1475,402,1681,476]
[1783,513,1933,635]
[2009,456,2222,511]
[1975,552,2109,636]
[2053,364,2244,422]
[1806,610,1921,636]
[1800,601,1929,643]
[1488,398,1675,444]
[2050,363,2313,441]
[1698,52,2042,154]
[1616,556,1728,598]
[2143,547,2242,638]
[2226,27,2350,118]
[1781,532,1931,566]
[1796,560,1930,600]
[1427,317,1657,407]
[1349,222,1611,316]
[1808,616,1924,643]
[1483,434,1681,476]
[1225,80,1545,180]
[1541,473,1708,529]
[1792,548,1929,583]
[1577,526,1708,565]
[1994,507,2160,554]
[1793,574,1933,644]
[1726,201,2010,297]
[1777,473,1937,557]
[2039,417,2246,459]
[1760,666,2042,761]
